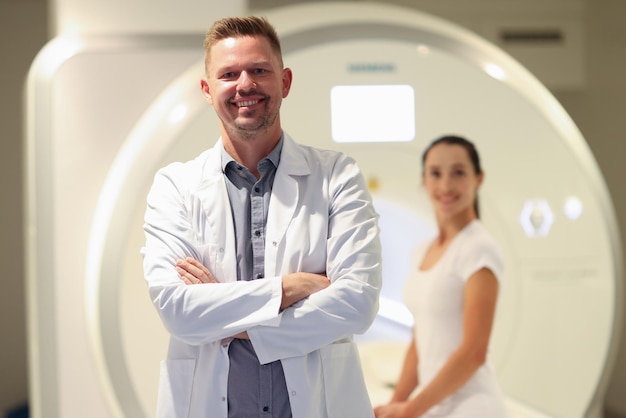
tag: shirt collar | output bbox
[220,133,284,172]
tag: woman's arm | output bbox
[373,338,419,417]
[389,338,419,402]
[407,267,499,416]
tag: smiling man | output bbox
[141,16,383,418]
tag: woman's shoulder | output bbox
[459,220,499,249]
[455,220,504,279]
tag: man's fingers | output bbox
[183,257,214,279]
[176,267,197,284]
[185,257,212,275]
[176,258,217,284]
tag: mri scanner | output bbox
[25,2,623,417]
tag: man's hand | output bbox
[176,257,217,285]
[281,272,330,310]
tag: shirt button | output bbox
[221,396,226,402]
[263,406,269,412]
[254,230,261,237]
[254,187,260,193]
[291,391,296,396]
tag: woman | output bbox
[374,135,508,417]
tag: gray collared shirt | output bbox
[221,136,292,418]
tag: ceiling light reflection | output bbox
[485,63,507,80]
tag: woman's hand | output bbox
[374,402,414,418]
[175,257,217,285]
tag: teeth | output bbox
[237,100,258,107]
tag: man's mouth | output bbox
[236,99,260,107]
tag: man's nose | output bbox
[238,71,256,91]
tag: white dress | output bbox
[403,220,509,417]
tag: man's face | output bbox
[200,35,292,138]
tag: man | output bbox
[142,15,382,418]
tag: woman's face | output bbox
[422,143,483,221]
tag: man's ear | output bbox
[282,67,293,98]
[200,78,213,105]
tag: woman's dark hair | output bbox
[421,135,483,218]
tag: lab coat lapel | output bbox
[195,139,237,282]
[266,134,311,275]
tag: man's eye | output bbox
[253,68,267,75]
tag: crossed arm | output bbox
[175,256,330,339]
[144,153,381,356]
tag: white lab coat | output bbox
[142,133,382,418]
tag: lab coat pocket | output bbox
[155,359,196,418]
[320,341,374,418]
